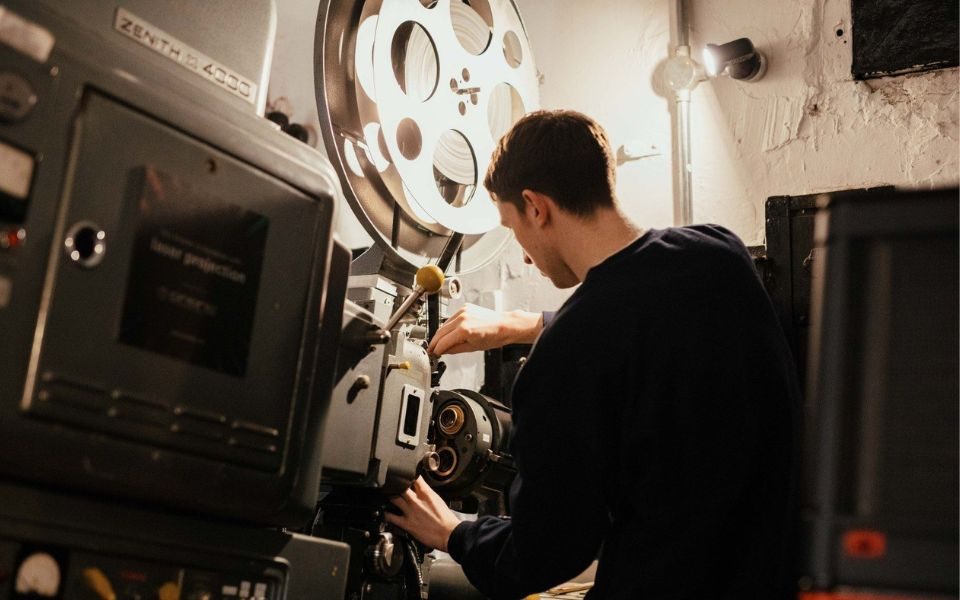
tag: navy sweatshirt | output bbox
[448,225,801,599]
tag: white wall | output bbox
[269,0,959,386]
[688,0,959,241]
[269,0,373,250]
[485,0,675,315]
[483,0,959,316]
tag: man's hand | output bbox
[428,304,543,356]
[385,477,462,552]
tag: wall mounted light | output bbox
[703,38,767,81]
[657,0,769,226]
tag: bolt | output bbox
[423,451,440,472]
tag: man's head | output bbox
[483,109,617,217]
[484,110,618,288]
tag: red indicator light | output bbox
[842,529,887,559]
[0,228,25,249]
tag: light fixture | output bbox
[703,38,767,81]
[661,48,704,93]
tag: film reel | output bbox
[315,0,539,274]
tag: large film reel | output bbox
[315,0,539,274]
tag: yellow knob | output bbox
[82,568,116,600]
[157,581,181,600]
[415,265,444,294]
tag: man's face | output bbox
[495,194,579,289]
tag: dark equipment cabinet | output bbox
[0,480,349,600]
[764,187,894,389]
[481,344,533,408]
[765,188,959,595]
[0,3,353,598]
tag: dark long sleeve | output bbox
[449,225,800,600]
[448,324,610,599]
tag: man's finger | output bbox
[430,329,461,356]
[434,309,465,336]
[427,321,457,356]
[434,337,461,356]
[427,329,446,355]
[389,495,407,508]
[383,511,404,528]
[438,340,473,356]
[428,315,464,354]
[446,306,467,321]
[413,476,432,498]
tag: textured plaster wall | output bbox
[474,0,959,321]
[688,0,959,242]
[268,1,959,388]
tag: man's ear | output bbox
[520,189,553,227]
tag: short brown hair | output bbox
[483,109,617,217]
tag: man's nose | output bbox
[522,251,533,265]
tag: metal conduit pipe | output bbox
[671,0,694,226]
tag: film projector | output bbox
[0,0,538,598]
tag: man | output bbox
[385,110,800,599]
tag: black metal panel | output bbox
[481,343,532,408]
[851,0,959,79]
[764,187,893,389]
[0,481,349,600]
[0,2,343,527]
[803,187,959,593]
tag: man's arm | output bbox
[393,320,609,598]
[428,304,546,355]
